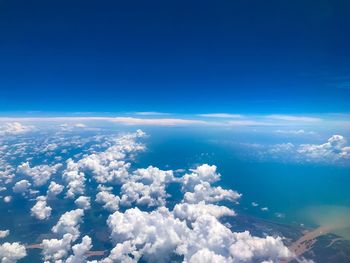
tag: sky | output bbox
[0,0,350,114]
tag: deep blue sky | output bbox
[0,0,349,114]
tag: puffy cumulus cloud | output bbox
[76,131,145,184]
[0,242,27,263]
[101,207,291,263]
[229,231,291,262]
[105,207,188,262]
[62,159,86,199]
[12,179,31,194]
[47,181,64,197]
[41,233,73,262]
[66,235,92,263]
[52,209,84,241]
[17,162,62,186]
[31,196,52,220]
[119,166,174,207]
[95,191,120,212]
[180,164,221,191]
[183,182,241,204]
[173,202,235,221]
[187,249,227,263]
[3,196,12,203]
[298,135,350,162]
[0,122,34,136]
[0,231,9,239]
[254,135,350,165]
[183,214,291,263]
[74,196,91,210]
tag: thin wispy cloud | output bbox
[198,113,243,118]
[110,117,207,126]
[134,112,170,116]
[267,115,322,122]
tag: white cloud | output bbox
[111,117,207,126]
[275,129,316,135]
[199,113,243,118]
[188,249,228,263]
[62,159,86,199]
[173,202,235,221]
[298,135,350,161]
[96,191,120,212]
[102,207,291,263]
[181,164,221,191]
[229,231,291,262]
[12,180,31,194]
[17,162,62,186]
[66,235,92,263]
[47,181,64,197]
[0,122,34,136]
[120,166,174,207]
[254,135,350,164]
[135,111,169,116]
[71,130,145,185]
[3,196,12,203]
[0,231,9,239]
[267,115,322,122]
[0,242,26,263]
[184,182,241,204]
[227,120,272,126]
[52,209,84,241]
[41,233,73,262]
[75,196,91,210]
[31,196,52,220]
[74,123,87,128]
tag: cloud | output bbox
[12,180,31,194]
[298,135,350,161]
[17,162,62,186]
[96,191,120,212]
[31,196,52,220]
[120,166,174,207]
[41,233,73,262]
[251,135,350,165]
[0,242,27,263]
[183,182,241,204]
[267,115,322,122]
[110,117,207,126]
[62,159,86,199]
[47,181,64,197]
[3,196,12,203]
[275,129,316,135]
[103,207,291,263]
[71,130,145,185]
[0,122,34,136]
[134,111,169,116]
[227,120,272,126]
[74,196,91,210]
[229,231,291,262]
[0,231,9,239]
[173,202,236,221]
[199,113,243,118]
[66,235,92,263]
[51,209,84,241]
[180,164,221,191]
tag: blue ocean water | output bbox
[137,127,350,230]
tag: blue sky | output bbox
[0,0,350,114]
